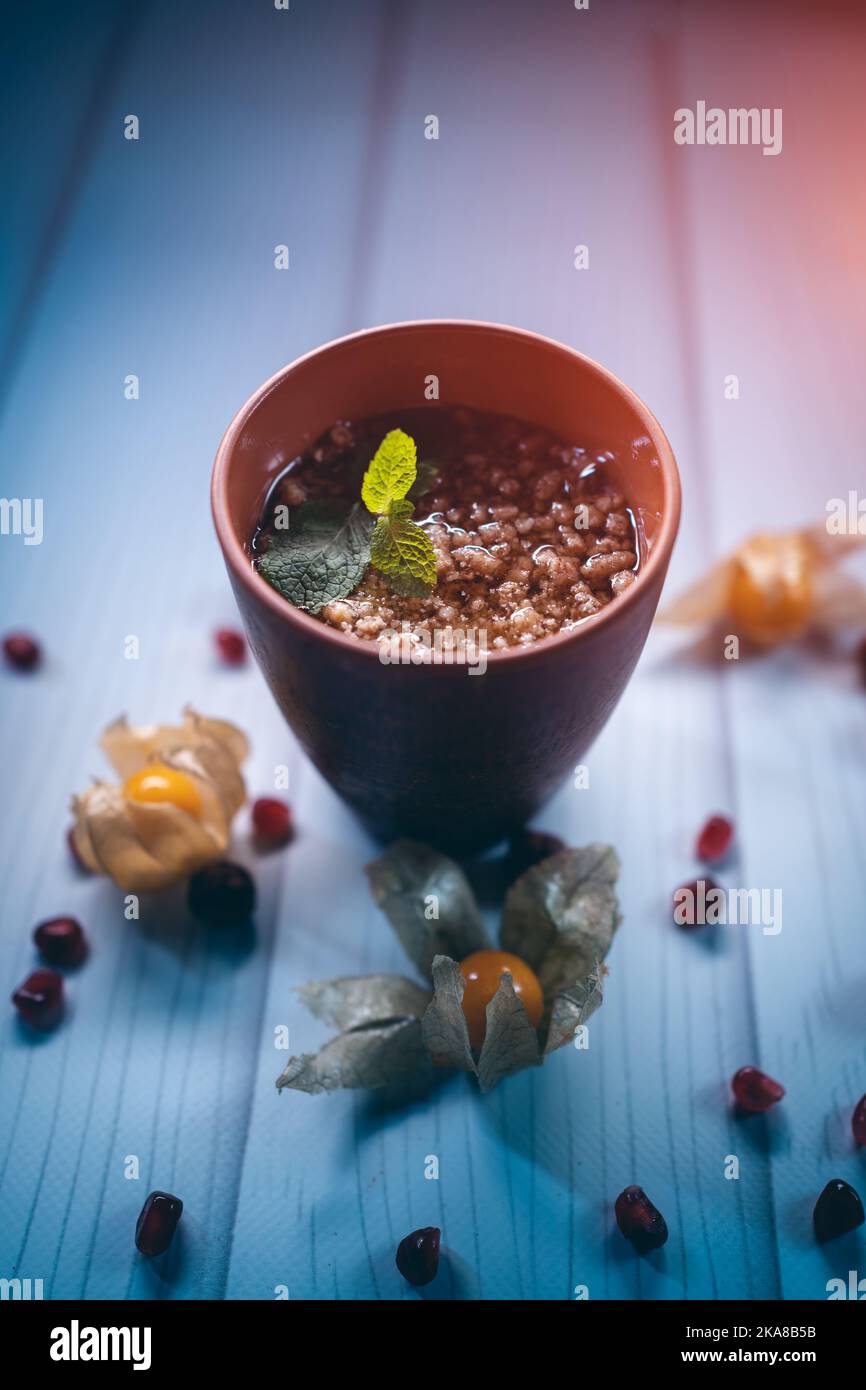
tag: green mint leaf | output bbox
[258,499,373,614]
[361,429,417,514]
[386,570,436,598]
[370,498,437,593]
[407,458,440,501]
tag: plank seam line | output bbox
[648,3,784,1299]
[0,1,151,425]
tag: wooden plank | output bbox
[675,1,866,1299]
[223,0,778,1300]
[0,0,142,405]
[0,0,387,1300]
[2,0,862,1305]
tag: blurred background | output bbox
[1,0,864,1301]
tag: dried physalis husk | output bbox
[71,707,248,891]
[276,975,434,1094]
[424,845,620,1091]
[279,841,621,1096]
[365,840,490,980]
[662,527,866,647]
[500,844,621,995]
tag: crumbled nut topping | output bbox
[253,408,639,648]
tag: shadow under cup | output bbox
[211,321,681,853]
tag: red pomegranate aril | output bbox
[34,916,87,967]
[188,860,256,925]
[615,1186,668,1254]
[696,814,734,865]
[732,1065,785,1113]
[135,1190,183,1256]
[252,797,294,845]
[395,1226,441,1286]
[12,969,64,1030]
[672,877,720,929]
[215,627,246,666]
[853,1094,866,1147]
[813,1179,865,1243]
[3,632,41,672]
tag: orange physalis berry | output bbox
[459,949,543,1051]
[123,764,203,818]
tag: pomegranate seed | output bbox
[672,876,720,929]
[505,828,565,881]
[3,632,41,672]
[615,1186,668,1254]
[732,1065,785,1113]
[135,1190,183,1256]
[215,627,246,666]
[395,1226,441,1286]
[852,1094,866,1147]
[252,797,294,846]
[12,968,64,1030]
[188,860,255,925]
[813,1178,864,1243]
[696,814,734,865]
[34,916,87,967]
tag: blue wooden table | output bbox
[2,0,865,1300]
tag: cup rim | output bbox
[211,318,681,667]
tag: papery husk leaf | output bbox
[662,526,866,634]
[659,559,734,625]
[421,955,476,1074]
[72,784,183,891]
[182,707,250,766]
[543,963,606,1055]
[100,714,164,778]
[73,708,249,891]
[162,742,245,827]
[802,525,866,564]
[297,974,431,1031]
[810,566,866,628]
[476,972,540,1092]
[276,1018,431,1094]
[501,845,621,996]
[366,840,489,981]
[69,808,101,873]
[100,707,248,779]
[122,798,224,875]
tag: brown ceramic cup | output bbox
[212,321,680,852]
